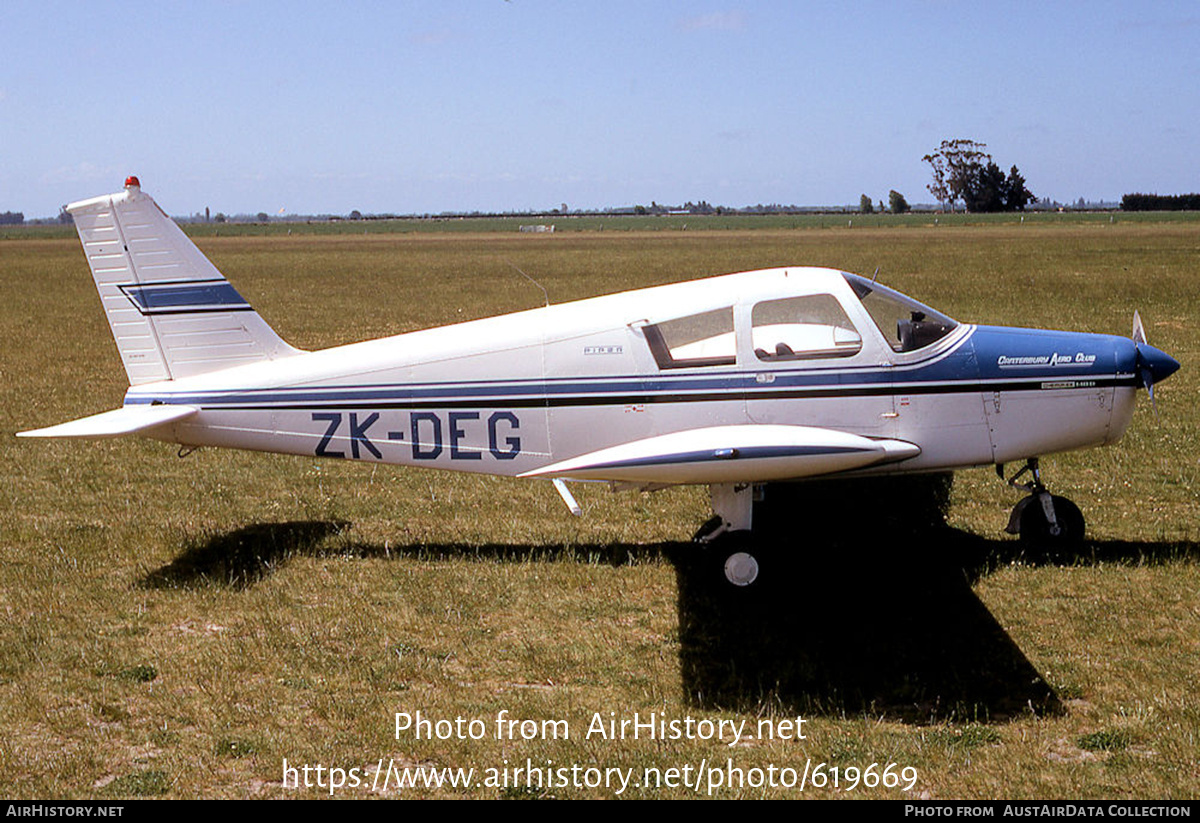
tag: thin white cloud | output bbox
[409,29,454,46]
[680,11,747,32]
[309,171,371,181]
[1117,16,1200,32]
[40,162,119,185]
[422,171,519,184]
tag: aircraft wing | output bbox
[17,404,198,439]
[520,425,919,485]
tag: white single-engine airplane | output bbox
[21,179,1180,586]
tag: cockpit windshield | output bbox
[843,273,958,353]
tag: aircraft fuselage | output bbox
[117,268,1158,479]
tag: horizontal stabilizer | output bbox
[17,404,197,439]
[521,425,919,485]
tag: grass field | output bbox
[1,220,1197,799]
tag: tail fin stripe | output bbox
[120,281,252,314]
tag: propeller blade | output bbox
[1132,310,1146,346]
[1143,371,1159,418]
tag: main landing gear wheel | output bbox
[700,484,766,589]
[696,531,762,589]
[722,549,760,587]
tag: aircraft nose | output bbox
[1137,343,1180,386]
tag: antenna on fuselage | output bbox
[871,266,881,284]
[505,260,550,307]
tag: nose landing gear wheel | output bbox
[999,458,1087,553]
[1018,494,1085,546]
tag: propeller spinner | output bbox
[1131,310,1181,414]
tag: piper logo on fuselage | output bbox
[311,410,521,461]
[997,352,1097,368]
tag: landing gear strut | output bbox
[696,484,764,588]
[998,458,1085,547]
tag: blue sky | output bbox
[2,1,1197,217]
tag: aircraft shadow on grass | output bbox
[675,528,1197,723]
[136,505,1198,724]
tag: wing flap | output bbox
[17,404,198,439]
[521,425,919,484]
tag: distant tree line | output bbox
[1121,193,1200,211]
[0,211,24,225]
[858,191,910,214]
[632,200,723,215]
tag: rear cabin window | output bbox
[644,307,736,369]
[751,295,862,361]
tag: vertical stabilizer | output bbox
[67,178,301,385]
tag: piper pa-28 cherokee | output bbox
[21,179,1180,586]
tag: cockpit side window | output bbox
[751,295,862,361]
[644,307,736,369]
[843,273,957,353]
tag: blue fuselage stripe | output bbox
[126,373,1136,411]
[124,325,1137,410]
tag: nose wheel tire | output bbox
[1000,460,1086,551]
[1017,494,1085,546]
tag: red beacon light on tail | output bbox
[124,176,140,188]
